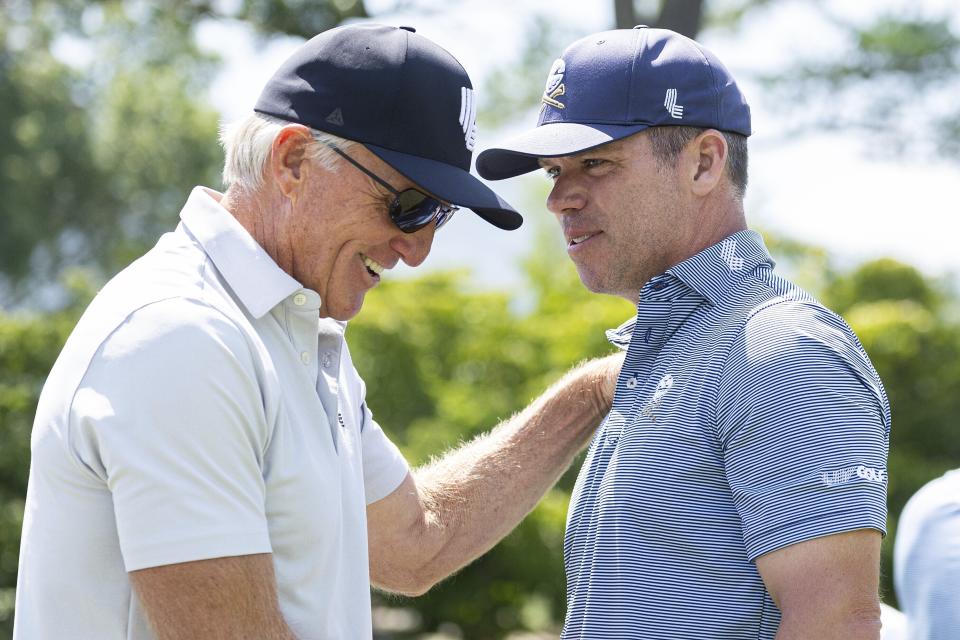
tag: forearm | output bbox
[384,354,620,592]
[131,554,298,640]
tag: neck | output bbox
[221,185,295,276]
[683,191,747,259]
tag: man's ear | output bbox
[686,129,728,197]
[269,124,315,200]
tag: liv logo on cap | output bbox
[459,87,478,151]
[477,27,752,181]
[664,88,684,119]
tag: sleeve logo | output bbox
[821,465,887,487]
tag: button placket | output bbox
[282,295,319,382]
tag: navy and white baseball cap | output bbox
[255,23,522,230]
[476,26,751,181]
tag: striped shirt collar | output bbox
[607,230,775,349]
[178,186,305,319]
[666,229,774,306]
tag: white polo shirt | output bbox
[15,187,409,639]
[894,469,960,639]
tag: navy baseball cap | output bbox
[476,26,751,181]
[255,23,521,230]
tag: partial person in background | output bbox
[478,26,891,639]
[894,469,960,639]
[14,24,622,639]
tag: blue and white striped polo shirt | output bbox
[563,230,890,639]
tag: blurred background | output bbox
[2,0,959,637]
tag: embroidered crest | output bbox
[540,58,567,112]
[641,374,674,421]
[459,87,477,151]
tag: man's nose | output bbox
[546,175,587,216]
[390,222,436,267]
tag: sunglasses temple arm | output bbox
[324,142,400,196]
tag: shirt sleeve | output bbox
[716,299,890,561]
[70,297,273,571]
[338,342,410,505]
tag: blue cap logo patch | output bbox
[541,58,566,111]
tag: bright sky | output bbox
[200,0,960,290]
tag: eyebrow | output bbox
[537,144,623,168]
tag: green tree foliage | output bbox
[1,0,367,304]
[0,8,112,291]
[760,9,960,158]
[1,1,225,303]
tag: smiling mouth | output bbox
[361,253,385,278]
[568,233,597,247]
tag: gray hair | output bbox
[646,126,749,199]
[219,113,355,193]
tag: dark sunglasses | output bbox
[324,143,458,233]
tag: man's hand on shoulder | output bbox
[367,351,625,596]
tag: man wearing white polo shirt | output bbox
[15,25,621,639]
[895,469,960,639]
[478,26,890,639]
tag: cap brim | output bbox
[366,144,522,230]
[476,122,652,180]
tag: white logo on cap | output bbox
[541,58,566,111]
[664,88,684,119]
[459,87,477,152]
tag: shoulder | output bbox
[92,296,259,389]
[718,293,888,418]
[740,296,861,362]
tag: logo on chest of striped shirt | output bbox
[641,374,674,422]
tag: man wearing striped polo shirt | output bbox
[478,27,890,639]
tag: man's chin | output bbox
[319,295,365,321]
[575,267,606,294]
[576,270,635,301]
